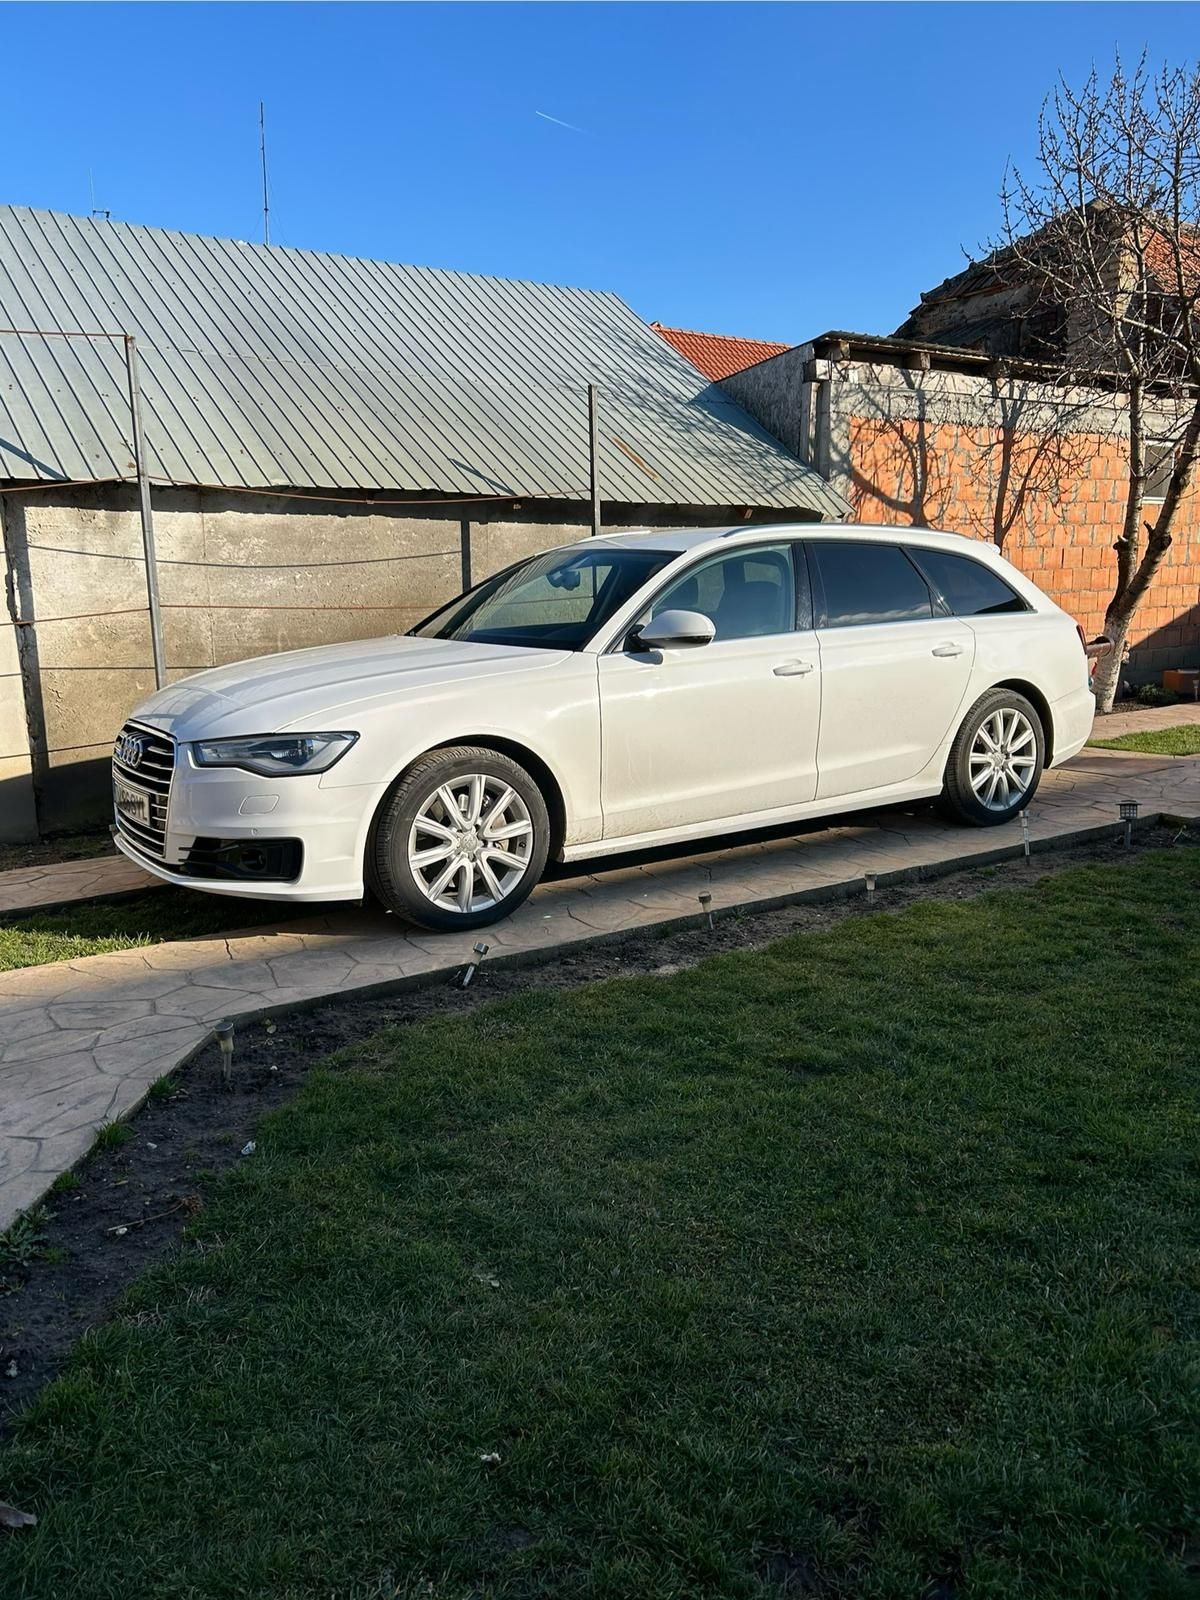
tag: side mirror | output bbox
[632,609,716,652]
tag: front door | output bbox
[806,539,976,799]
[597,543,821,840]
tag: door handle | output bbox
[773,660,815,677]
[931,642,964,658]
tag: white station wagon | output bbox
[112,523,1096,930]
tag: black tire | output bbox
[368,745,551,931]
[941,688,1045,827]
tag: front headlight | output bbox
[190,732,359,777]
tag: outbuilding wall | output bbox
[0,487,792,840]
[726,349,1200,682]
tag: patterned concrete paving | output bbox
[3,749,1200,1232]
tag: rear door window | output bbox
[908,548,1028,616]
[808,541,933,628]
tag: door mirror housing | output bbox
[631,609,716,652]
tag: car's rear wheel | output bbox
[369,746,550,930]
[941,689,1045,826]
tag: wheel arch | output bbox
[391,734,568,860]
[990,679,1054,765]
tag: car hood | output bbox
[128,634,567,739]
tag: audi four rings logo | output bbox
[116,732,145,769]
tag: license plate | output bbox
[114,780,150,826]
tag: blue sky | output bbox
[2,2,1194,342]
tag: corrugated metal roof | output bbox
[0,207,847,516]
[651,323,790,381]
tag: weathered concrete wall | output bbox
[897,280,1035,350]
[0,496,38,843]
[721,347,814,461]
[2,487,786,837]
[728,354,1200,686]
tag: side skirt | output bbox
[559,778,948,864]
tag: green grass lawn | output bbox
[3,853,1199,1600]
[1089,723,1200,756]
[0,890,291,971]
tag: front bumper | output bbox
[113,733,374,902]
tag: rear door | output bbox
[906,541,1050,682]
[806,539,975,800]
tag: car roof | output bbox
[586,522,1001,558]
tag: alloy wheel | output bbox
[968,707,1038,811]
[407,773,535,914]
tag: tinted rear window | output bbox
[909,548,1027,617]
[810,541,933,628]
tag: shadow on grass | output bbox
[0,889,307,973]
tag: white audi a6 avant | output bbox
[112,523,1096,931]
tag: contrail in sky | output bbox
[535,110,585,133]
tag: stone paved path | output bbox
[0,852,158,916]
[3,750,1199,1231]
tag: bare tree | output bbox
[1000,56,1200,710]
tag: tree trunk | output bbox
[1093,400,1200,713]
[1092,611,1131,713]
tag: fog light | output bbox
[181,837,303,882]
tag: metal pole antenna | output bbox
[588,384,601,538]
[124,335,167,689]
[259,101,271,246]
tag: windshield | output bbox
[411,546,673,651]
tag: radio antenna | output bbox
[88,169,109,221]
[259,101,271,245]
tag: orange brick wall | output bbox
[846,416,1200,677]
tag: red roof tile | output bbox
[1144,226,1200,296]
[652,322,790,382]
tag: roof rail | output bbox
[718,520,810,538]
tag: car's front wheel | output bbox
[941,688,1045,826]
[369,746,550,930]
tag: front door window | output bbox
[642,544,800,642]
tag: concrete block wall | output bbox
[0,486,768,838]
